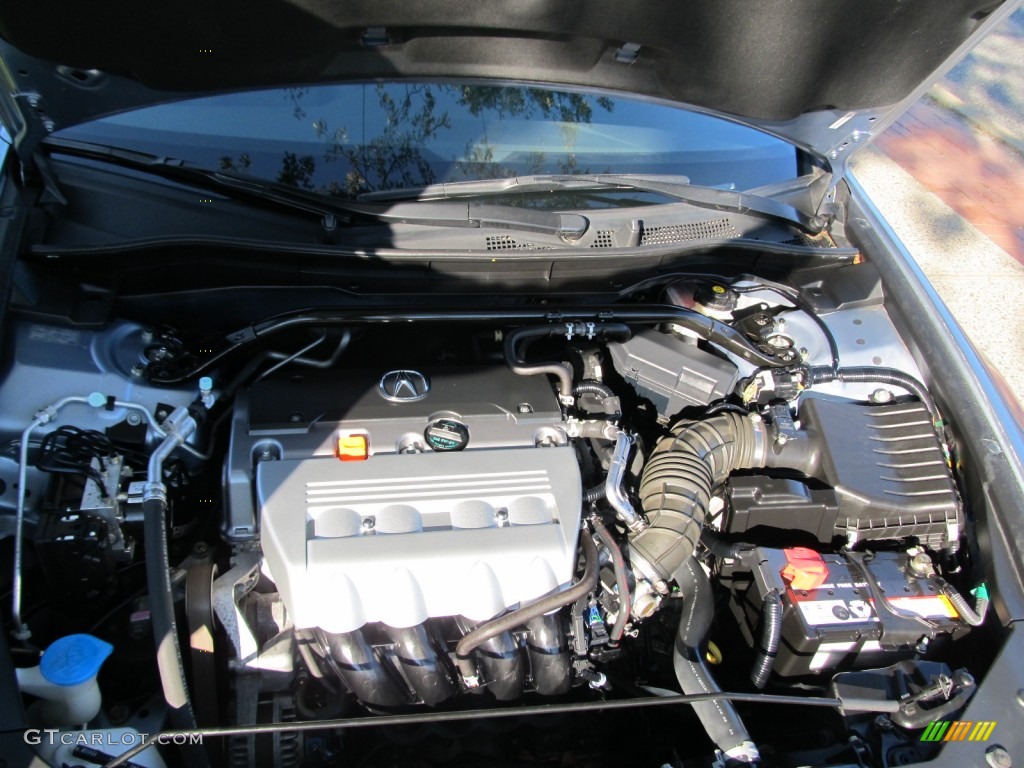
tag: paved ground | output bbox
[875,99,1024,263]
[853,7,1024,407]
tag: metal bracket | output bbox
[211,551,261,667]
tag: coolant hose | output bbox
[504,324,631,400]
[807,366,938,423]
[632,412,765,582]
[674,558,759,763]
[455,533,598,685]
[750,590,782,689]
[592,517,631,644]
[939,581,989,627]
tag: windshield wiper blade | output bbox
[360,173,826,234]
[41,139,589,239]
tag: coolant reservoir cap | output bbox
[780,547,829,591]
[693,282,739,312]
[39,634,113,687]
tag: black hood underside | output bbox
[0,0,1010,122]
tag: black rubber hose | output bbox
[807,366,938,423]
[632,412,764,582]
[674,558,758,762]
[939,582,989,627]
[142,497,209,766]
[575,380,623,421]
[504,324,632,399]
[704,402,751,417]
[700,529,746,561]
[750,590,783,689]
[583,483,606,505]
[503,326,575,398]
[455,534,599,682]
[592,517,631,644]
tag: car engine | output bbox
[0,271,994,767]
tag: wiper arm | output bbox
[360,173,826,234]
[41,139,589,239]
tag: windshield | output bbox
[55,83,797,199]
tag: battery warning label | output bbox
[798,595,958,626]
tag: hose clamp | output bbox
[749,414,767,467]
[142,481,168,505]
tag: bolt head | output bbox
[874,715,894,731]
[986,746,1012,768]
[871,388,894,403]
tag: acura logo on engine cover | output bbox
[379,370,430,402]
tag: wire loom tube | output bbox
[939,581,989,627]
[750,590,783,689]
[807,366,939,424]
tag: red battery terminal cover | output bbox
[780,547,830,591]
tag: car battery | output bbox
[725,548,967,678]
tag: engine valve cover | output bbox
[258,446,582,633]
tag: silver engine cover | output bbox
[257,446,582,632]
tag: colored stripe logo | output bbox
[921,721,997,742]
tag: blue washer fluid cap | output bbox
[39,634,113,687]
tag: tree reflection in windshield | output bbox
[220,84,614,198]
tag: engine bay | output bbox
[0,267,1000,767]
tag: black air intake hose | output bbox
[750,590,783,689]
[632,412,765,581]
[807,366,938,423]
[674,558,759,763]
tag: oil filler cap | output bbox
[781,547,829,591]
[424,419,469,451]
